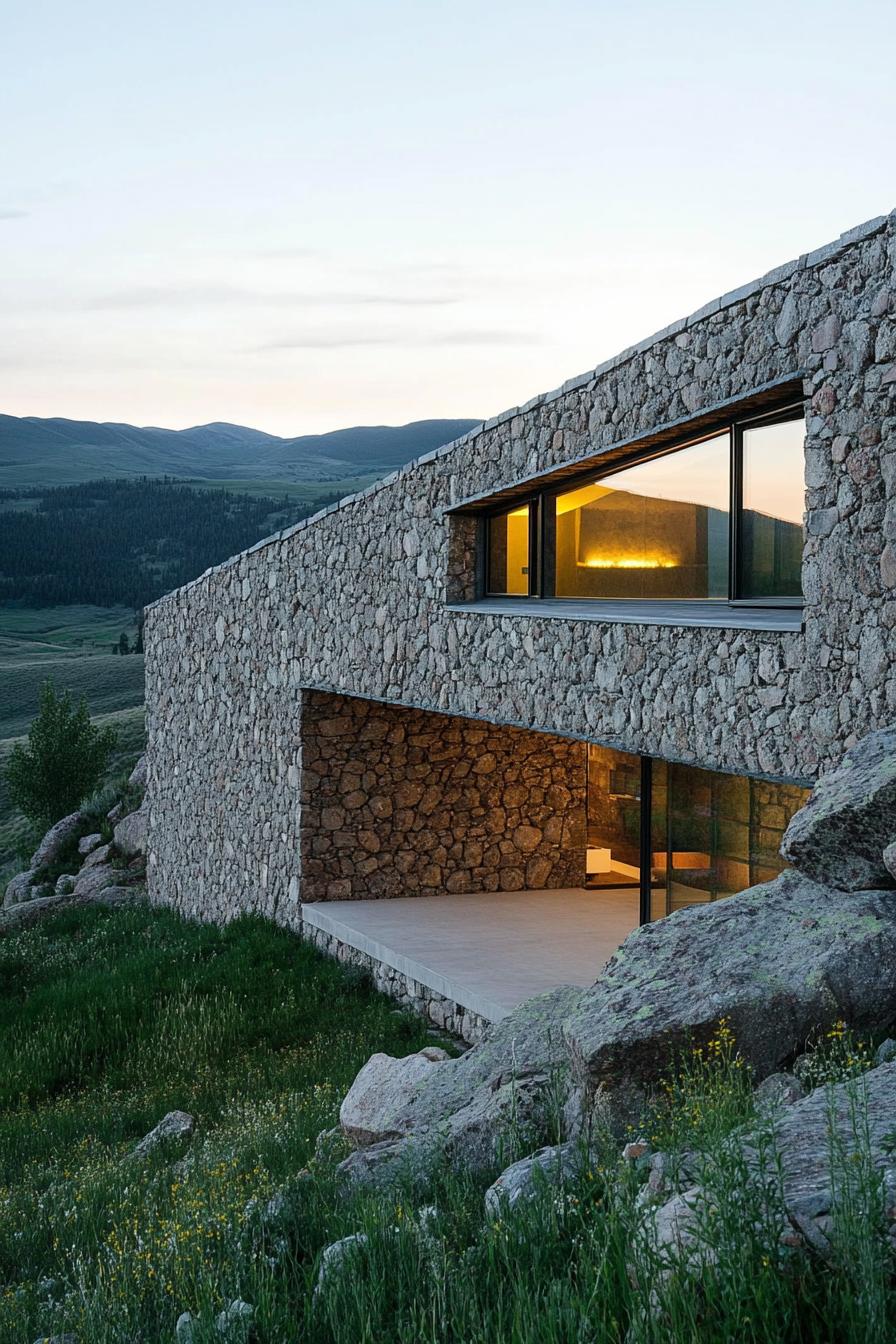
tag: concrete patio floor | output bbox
[301,887,640,1022]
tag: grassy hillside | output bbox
[0,905,439,1344]
[0,903,891,1344]
[182,472,382,502]
[0,606,145,874]
[0,608,145,739]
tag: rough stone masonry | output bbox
[144,211,896,930]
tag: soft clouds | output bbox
[252,328,541,351]
[81,284,459,310]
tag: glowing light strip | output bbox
[578,557,677,569]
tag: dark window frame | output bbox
[481,401,805,606]
[483,499,540,598]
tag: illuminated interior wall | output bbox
[555,484,729,599]
[300,691,586,901]
[488,505,530,594]
[585,745,641,878]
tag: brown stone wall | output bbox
[300,692,586,901]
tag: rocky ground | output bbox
[322,724,896,1308]
[8,725,896,1342]
[2,754,149,929]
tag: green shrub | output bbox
[3,678,118,829]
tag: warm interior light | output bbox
[578,556,678,569]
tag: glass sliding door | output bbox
[646,760,809,920]
[584,745,810,917]
[585,745,642,888]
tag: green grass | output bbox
[182,474,382,503]
[1,907,894,1344]
[0,905,440,1343]
[0,605,146,874]
[0,603,139,653]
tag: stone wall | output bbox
[144,211,896,927]
[300,692,586,901]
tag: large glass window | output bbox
[582,746,811,922]
[487,504,530,595]
[480,404,805,606]
[739,416,805,598]
[585,745,642,888]
[648,761,809,918]
[554,433,730,599]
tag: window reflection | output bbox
[648,760,810,918]
[487,505,530,595]
[554,434,730,599]
[740,417,805,598]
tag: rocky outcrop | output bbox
[3,766,148,916]
[563,870,896,1131]
[769,1063,896,1256]
[781,727,896,890]
[884,841,896,883]
[337,987,581,1181]
[80,842,112,870]
[4,811,89,906]
[3,869,37,908]
[754,1072,806,1109]
[113,804,148,858]
[484,1142,583,1218]
[339,1046,450,1145]
[646,1062,896,1267]
[73,861,119,898]
[313,1233,369,1301]
[29,810,84,870]
[128,754,148,790]
[128,1110,194,1160]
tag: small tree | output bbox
[118,631,130,655]
[4,679,118,829]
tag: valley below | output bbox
[0,412,477,878]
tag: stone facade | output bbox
[301,692,586,901]
[145,211,896,934]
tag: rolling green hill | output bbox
[0,606,146,875]
[0,414,480,489]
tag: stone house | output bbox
[145,211,895,1041]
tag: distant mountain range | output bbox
[0,414,481,490]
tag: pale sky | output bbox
[2,0,893,437]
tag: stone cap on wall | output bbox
[144,208,894,615]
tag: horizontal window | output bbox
[481,405,804,605]
[554,432,730,600]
